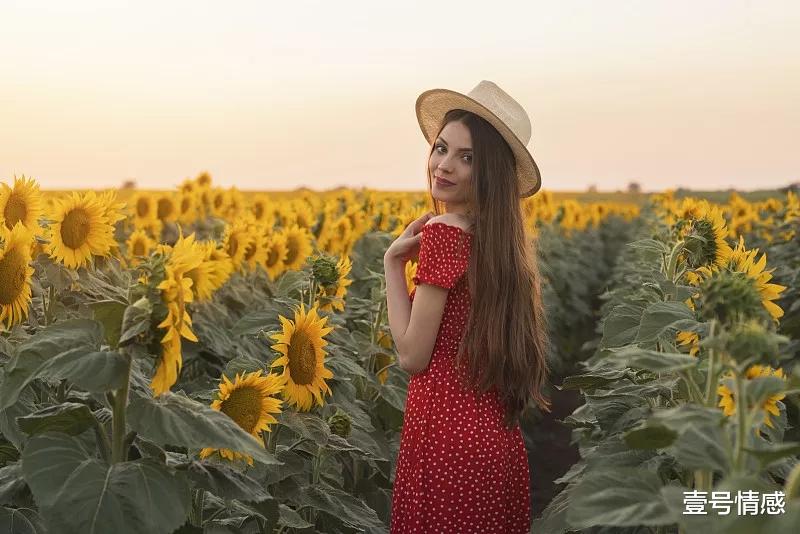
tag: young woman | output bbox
[383,80,552,533]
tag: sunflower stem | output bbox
[733,369,748,473]
[111,348,133,464]
[665,240,685,283]
[44,284,56,325]
[92,416,112,464]
[679,370,704,405]
[703,320,718,407]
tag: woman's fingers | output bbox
[409,211,434,235]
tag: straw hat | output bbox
[415,80,542,198]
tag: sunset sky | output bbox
[1,0,798,192]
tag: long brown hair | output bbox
[425,109,552,429]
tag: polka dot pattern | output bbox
[390,222,531,533]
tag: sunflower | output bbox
[131,192,157,226]
[269,303,335,411]
[264,232,288,281]
[242,223,268,273]
[727,236,786,321]
[0,175,44,235]
[280,224,314,272]
[717,365,786,432]
[405,260,418,291]
[675,330,700,357]
[151,232,204,396]
[177,193,198,225]
[681,202,733,269]
[0,222,35,327]
[222,220,253,271]
[156,194,178,223]
[125,229,155,266]
[250,195,273,225]
[199,369,285,465]
[209,188,231,219]
[316,255,353,312]
[184,241,220,301]
[45,191,116,269]
[375,331,395,385]
[195,171,213,189]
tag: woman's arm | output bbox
[383,254,448,374]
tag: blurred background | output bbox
[1,0,798,193]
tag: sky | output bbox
[1,0,798,193]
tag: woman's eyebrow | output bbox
[436,137,472,152]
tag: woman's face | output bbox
[428,120,472,210]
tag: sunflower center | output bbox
[228,235,239,257]
[181,197,191,214]
[0,247,27,305]
[60,208,91,249]
[157,198,174,220]
[136,198,150,218]
[244,241,257,261]
[285,236,299,265]
[266,247,279,267]
[3,192,27,229]
[287,329,316,385]
[219,386,261,434]
[132,239,146,256]
[254,203,264,219]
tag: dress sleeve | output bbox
[412,222,470,290]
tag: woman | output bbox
[383,80,552,533]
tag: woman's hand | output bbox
[384,211,434,264]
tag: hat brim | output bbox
[415,88,542,198]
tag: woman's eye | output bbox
[463,155,472,164]
[435,144,445,153]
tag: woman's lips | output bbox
[435,177,455,186]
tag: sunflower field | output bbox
[0,173,797,533]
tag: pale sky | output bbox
[1,0,798,192]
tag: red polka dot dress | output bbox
[390,222,531,533]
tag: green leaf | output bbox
[184,460,272,503]
[606,346,698,373]
[278,504,314,529]
[18,403,95,437]
[635,301,696,342]
[127,391,281,466]
[626,239,669,255]
[0,319,105,409]
[278,410,331,447]
[21,432,190,534]
[378,384,406,412]
[743,441,800,469]
[0,506,47,534]
[290,481,385,530]
[566,467,673,528]
[118,299,153,346]
[624,424,678,449]
[0,463,26,505]
[669,422,730,472]
[558,366,628,391]
[601,303,644,348]
[36,350,129,393]
[90,300,127,348]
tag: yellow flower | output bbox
[0,223,35,327]
[717,365,786,432]
[676,331,700,357]
[125,229,155,266]
[728,236,786,321]
[222,220,254,270]
[316,255,353,312]
[151,232,204,396]
[45,191,116,269]
[199,369,285,466]
[0,175,44,236]
[269,303,335,411]
[263,232,288,281]
[279,224,314,272]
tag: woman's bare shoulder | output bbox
[424,213,472,233]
